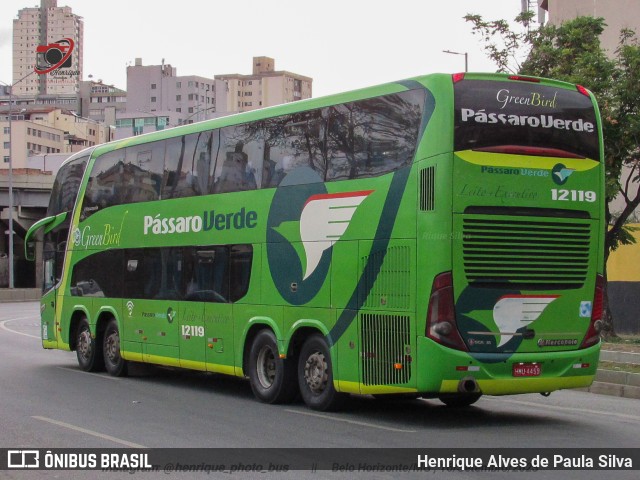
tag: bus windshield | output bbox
[454,78,599,160]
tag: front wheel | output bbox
[76,317,103,372]
[247,329,297,404]
[103,319,128,377]
[298,334,346,411]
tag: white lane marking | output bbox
[285,409,416,433]
[32,416,147,448]
[0,318,41,339]
[485,396,640,423]
[56,366,121,381]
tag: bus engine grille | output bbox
[360,314,411,386]
[462,217,591,289]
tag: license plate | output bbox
[512,363,541,377]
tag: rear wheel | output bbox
[75,317,103,372]
[103,319,128,377]
[247,329,297,404]
[298,334,345,411]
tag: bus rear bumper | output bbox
[417,337,600,396]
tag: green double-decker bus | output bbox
[26,73,604,410]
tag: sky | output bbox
[0,0,525,98]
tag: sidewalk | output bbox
[581,350,640,400]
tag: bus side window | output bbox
[162,134,199,199]
[70,250,123,298]
[84,150,126,216]
[229,244,252,302]
[184,246,229,303]
[212,125,262,193]
[124,141,166,203]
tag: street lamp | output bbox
[1,71,36,289]
[184,105,216,125]
[443,50,469,72]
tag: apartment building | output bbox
[117,56,312,138]
[216,56,313,114]
[79,80,127,125]
[12,0,83,96]
[1,108,112,169]
[115,58,216,139]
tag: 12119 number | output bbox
[182,325,204,337]
[551,189,596,202]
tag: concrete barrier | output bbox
[0,289,41,302]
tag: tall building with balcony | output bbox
[12,0,83,96]
[215,56,313,114]
[118,56,313,139]
[116,58,217,139]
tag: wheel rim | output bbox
[256,345,276,388]
[303,350,328,394]
[104,329,120,365]
[77,328,92,361]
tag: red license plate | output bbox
[512,363,541,377]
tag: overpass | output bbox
[0,169,53,288]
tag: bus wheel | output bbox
[298,334,345,411]
[76,317,103,372]
[247,329,297,404]
[103,319,128,377]
[438,393,481,408]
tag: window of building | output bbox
[151,96,156,102]
[176,95,181,101]
[151,83,157,89]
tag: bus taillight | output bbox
[581,274,604,349]
[508,75,541,83]
[426,272,468,351]
[452,73,465,83]
[576,85,591,97]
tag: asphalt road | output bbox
[1,301,639,480]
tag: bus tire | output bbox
[103,319,128,377]
[75,317,104,372]
[298,334,345,411]
[247,329,297,404]
[438,393,481,408]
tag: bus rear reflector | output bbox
[581,274,604,349]
[426,272,468,351]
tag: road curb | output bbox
[582,349,640,400]
[600,350,640,365]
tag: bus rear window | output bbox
[454,79,599,160]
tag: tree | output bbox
[465,13,640,336]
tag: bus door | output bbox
[24,212,72,348]
[41,216,70,347]
[205,245,253,374]
[179,246,233,371]
[124,248,181,364]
